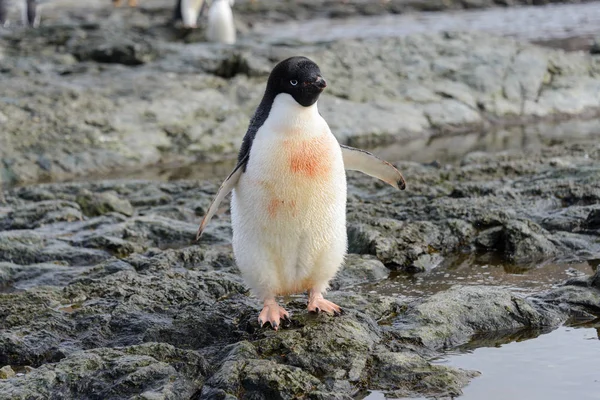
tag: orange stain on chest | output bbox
[267,198,297,218]
[285,134,332,178]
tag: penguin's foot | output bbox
[128,0,138,7]
[258,299,290,331]
[307,291,342,316]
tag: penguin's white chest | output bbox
[235,95,345,227]
[230,94,347,296]
[181,0,203,27]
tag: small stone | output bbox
[0,365,16,379]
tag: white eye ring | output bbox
[290,80,298,86]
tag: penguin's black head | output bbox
[266,56,327,107]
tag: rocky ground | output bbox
[0,140,600,398]
[1,1,600,186]
[1,0,600,399]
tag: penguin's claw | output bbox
[307,293,342,316]
[258,301,290,331]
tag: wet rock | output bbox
[0,201,82,230]
[330,254,390,290]
[204,311,413,399]
[0,343,207,399]
[70,30,158,66]
[0,231,111,266]
[204,50,272,79]
[201,357,323,400]
[347,220,472,272]
[475,226,503,249]
[75,190,134,217]
[0,262,91,290]
[533,273,600,320]
[501,220,557,263]
[583,209,600,231]
[124,216,198,249]
[540,206,592,232]
[592,268,600,289]
[369,351,478,398]
[397,286,566,349]
[128,186,173,208]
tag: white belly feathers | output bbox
[231,94,347,297]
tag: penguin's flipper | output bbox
[341,145,406,190]
[196,155,247,240]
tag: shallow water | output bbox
[371,118,600,165]
[251,2,600,48]
[359,256,597,298]
[365,324,600,400]
[365,325,600,400]
[51,117,600,187]
[444,324,600,400]
[82,158,238,186]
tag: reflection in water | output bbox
[455,326,554,351]
[43,158,238,188]
[439,325,600,400]
[371,119,600,165]
[365,324,600,400]
[358,253,595,298]
[46,118,600,187]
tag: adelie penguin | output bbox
[173,0,205,28]
[0,0,39,27]
[198,56,406,330]
[206,0,235,44]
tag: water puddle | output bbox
[359,254,596,297]
[9,158,239,190]
[9,117,596,190]
[250,2,600,48]
[370,118,600,165]
[441,324,600,400]
[365,323,600,400]
[85,158,237,183]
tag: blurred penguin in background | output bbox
[0,0,8,26]
[24,0,38,27]
[1,0,41,27]
[112,0,138,7]
[207,0,235,44]
[174,0,205,28]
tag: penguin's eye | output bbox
[290,80,298,86]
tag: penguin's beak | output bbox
[313,76,327,90]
